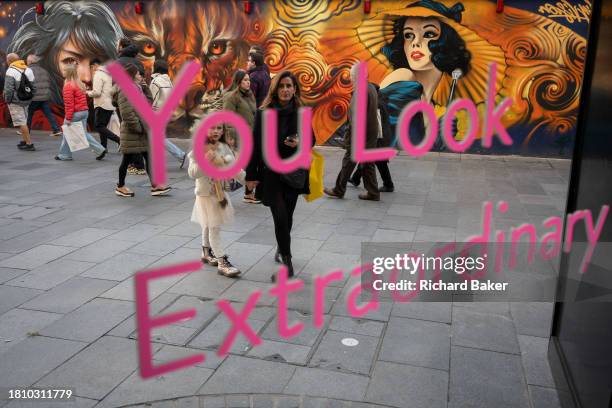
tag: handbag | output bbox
[62,122,89,152]
[280,168,308,189]
[305,150,324,202]
[107,111,121,136]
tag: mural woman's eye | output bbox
[141,41,157,56]
[208,40,227,56]
[424,31,438,39]
[404,32,414,41]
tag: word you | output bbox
[108,60,512,186]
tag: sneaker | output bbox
[243,193,261,204]
[179,154,187,169]
[20,144,36,151]
[115,186,135,197]
[96,149,107,161]
[151,186,171,196]
[51,131,62,137]
[54,155,73,161]
[201,246,218,266]
[358,192,380,201]
[17,141,26,147]
[217,255,241,277]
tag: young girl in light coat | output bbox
[188,123,244,277]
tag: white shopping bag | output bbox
[107,111,120,136]
[62,121,89,152]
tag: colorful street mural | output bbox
[0,0,591,156]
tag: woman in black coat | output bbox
[245,71,311,281]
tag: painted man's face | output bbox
[57,38,95,83]
[403,17,441,71]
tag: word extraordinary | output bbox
[108,61,585,380]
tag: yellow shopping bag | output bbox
[305,150,324,202]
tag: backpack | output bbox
[16,69,34,101]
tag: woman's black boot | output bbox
[271,254,294,282]
[274,248,281,263]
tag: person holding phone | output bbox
[245,71,313,282]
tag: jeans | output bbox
[57,110,106,160]
[94,107,120,148]
[27,100,60,132]
[165,139,185,161]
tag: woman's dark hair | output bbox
[381,16,471,75]
[153,59,168,74]
[248,52,264,67]
[123,63,139,79]
[228,69,248,92]
[260,70,303,109]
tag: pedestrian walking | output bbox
[324,64,380,201]
[55,64,107,161]
[246,71,313,281]
[223,69,258,203]
[150,59,187,168]
[3,53,36,151]
[26,54,62,137]
[115,63,171,197]
[188,120,244,277]
[246,52,270,108]
[87,59,121,150]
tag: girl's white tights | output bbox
[202,226,224,257]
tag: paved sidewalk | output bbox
[0,130,570,408]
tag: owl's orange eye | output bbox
[208,41,226,56]
[142,42,156,55]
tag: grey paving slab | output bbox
[298,251,358,287]
[310,330,379,374]
[247,340,311,365]
[79,252,158,281]
[107,223,171,243]
[452,306,520,354]
[5,259,95,290]
[108,293,179,337]
[97,364,213,408]
[529,386,563,408]
[330,288,393,322]
[40,297,134,342]
[379,316,450,371]
[100,269,184,302]
[449,346,529,408]
[365,361,447,408]
[324,233,369,255]
[154,345,226,370]
[510,302,553,338]
[328,316,385,337]
[0,220,48,240]
[21,277,117,314]
[220,280,276,306]
[200,355,296,394]
[378,215,420,232]
[188,313,267,354]
[224,241,274,271]
[9,206,61,220]
[0,244,77,270]
[144,210,192,227]
[0,285,43,315]
[0,308,63,354]
[52,227,117,247]
[261,310,328,347]
[284,367,369,401]
[391,301,452,323]
[0,336,86,389]
[167,266,235,298]
[518,335,556,388]
[286,284,341,314]
[64,238,137,263]
[0,267,27,284]
[35,336,147,400]
[371,228,415,242]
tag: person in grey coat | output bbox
[26,55,62,137]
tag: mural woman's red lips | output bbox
[411,51,424,60]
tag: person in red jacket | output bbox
[55,64,106,161]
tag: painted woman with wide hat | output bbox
[358,0,505,147]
